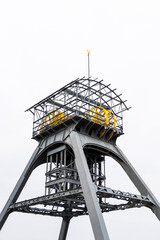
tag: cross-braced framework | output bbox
[26,78,130,141]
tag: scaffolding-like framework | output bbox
[26,78,130,140]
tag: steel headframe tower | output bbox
[0,78,160,240]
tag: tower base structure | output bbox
[0,128,160,239]
[0,78,160,239]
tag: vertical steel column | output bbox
[45,154,49,195]
[58,217,72,240]
[70,131,110,240]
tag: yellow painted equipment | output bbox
[40,110,70,133]
[84,106,116,141]
[40,106,116,141]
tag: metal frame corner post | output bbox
[70,131,110,240]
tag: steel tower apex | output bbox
[26,77,131,142]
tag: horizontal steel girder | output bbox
[9,186,153,213]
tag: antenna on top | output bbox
[87,49,91,79]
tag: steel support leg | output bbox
[75,133,160,221]
[0,145,41,230]
[115,146,160,220]
[58,217,71,240]
[70,131,110,240]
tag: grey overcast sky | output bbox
[0,0,160,239]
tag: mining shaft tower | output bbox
[0,77,160,240]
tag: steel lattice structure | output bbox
[26,78,130,140]
[0,78,159,240]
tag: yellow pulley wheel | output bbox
[40,110,64,133]
[40,110,71,133]
[84,106,116,141]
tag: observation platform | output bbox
[26,78,130,142]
